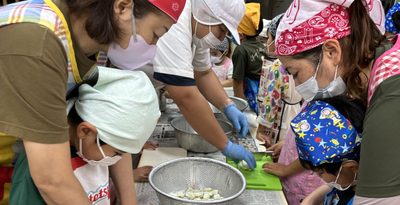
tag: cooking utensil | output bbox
[226,153,282,190]
[171,117,232,153]
[149,157,246,205]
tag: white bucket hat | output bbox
[192,0,245,44]
[68,67,161,154]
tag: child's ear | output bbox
[342,160,359,172]
[76,122,98,140]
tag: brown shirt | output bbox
[0,1,95,144]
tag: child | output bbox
[10,67,161,205]
[256,13,301,148]
[291,96,365,205]
[210,37,234,87]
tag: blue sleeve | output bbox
[154,72,196,86]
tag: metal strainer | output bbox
[149,157,246,205]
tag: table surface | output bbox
[134,103,288,205]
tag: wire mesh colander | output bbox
[149,157,246,205]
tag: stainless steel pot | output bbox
[171,117,233,153]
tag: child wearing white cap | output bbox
[10,67,160,205]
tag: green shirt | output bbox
[356,74,400,197]
[232,37,266,81]
[10,151,45,205]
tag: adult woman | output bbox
[274,0,400,204]
[0,0,185,204]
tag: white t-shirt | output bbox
[71,156,110,205]
[152,0,211,84]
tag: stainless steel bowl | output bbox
[171,117,232,153]
[149,157,246,205]
[210,96,248,114]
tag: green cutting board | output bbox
[226,153,282,190]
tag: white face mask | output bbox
[77,136,122,167]
[295,58,346,102]
[107,12,157,70]
[315,65,347,99]
[211,55,223,65]
[192,21,222,48]
[327,163,357,191]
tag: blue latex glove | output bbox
[222,141,256,169]
[223,102,249,138]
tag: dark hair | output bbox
[68,104,83,126]
[67,0,166,45]
[292,0,385,105]
[67,104,107,145]
[392,11,400,31]
[299,95,365,175]
[67,0,121,44]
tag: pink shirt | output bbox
[278,105,324,205]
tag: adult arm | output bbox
[0,24,90,204]
[109,154,137,205]
[24,141,90,204]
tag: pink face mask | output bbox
[107,35,157,71]
[107,13,157,70]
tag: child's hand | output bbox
[256,125,274,148]
[262,163,289,177]
[143,141,158,150]
[266,140,284,161]
[133,166,153,182]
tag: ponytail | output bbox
[340,0,385,104]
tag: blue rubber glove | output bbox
[223,102,249,138]
[222,141,256,170]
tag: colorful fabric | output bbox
[257,59,301,141]
[291,101,361,166]
[0,0,81,90]
[385,3,400,34]
[257,60,289,128]
[275,0,385,56]
[244,77,260,114]
[368,35,400,104]
[238,3,261,36]
[278,103,324,205]
[0,134,15,205]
